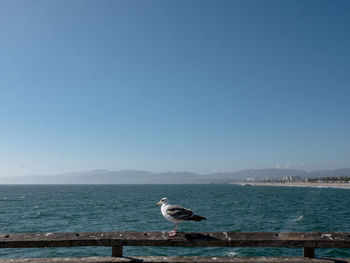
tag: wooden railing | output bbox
[0,231,350,262]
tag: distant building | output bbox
[283,176,301,182]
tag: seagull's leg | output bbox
[169,224,178,236]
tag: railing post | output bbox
[303,247,315,258]
[112,245,123,257]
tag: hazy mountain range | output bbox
[1,168,349,184]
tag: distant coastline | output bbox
[240,182,350,189]
[1,168,349,184]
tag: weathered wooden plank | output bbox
[121,256,350,263]
[316,232,350,248]
[0,257,349,263]
[0,257,115,263]
[0,232,349,249]
[0,232,114,248]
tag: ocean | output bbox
[0,184,350,258]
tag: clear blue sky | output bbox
[1,0,349,176]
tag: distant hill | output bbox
[0,169,205,184]
[1,168,349,184]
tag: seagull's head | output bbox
[156,197,169,206]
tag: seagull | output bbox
[156,197,206,236]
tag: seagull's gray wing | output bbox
[166,205,193,220]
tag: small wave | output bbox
[315,185,350,190]
[0,198,23,202]
[293,215,303,221]
[228,251,239,257]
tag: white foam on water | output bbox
[228,251,239,257]
[294,215,303,221]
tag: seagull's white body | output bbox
[161,203,183,224]
[156,197,206,236]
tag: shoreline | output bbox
[239,182,350,189]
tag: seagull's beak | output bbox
[156,201,161,206]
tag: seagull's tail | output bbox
[187,214,206,221]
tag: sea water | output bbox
[0,184,349,258]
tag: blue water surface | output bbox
[0,184,349,258]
